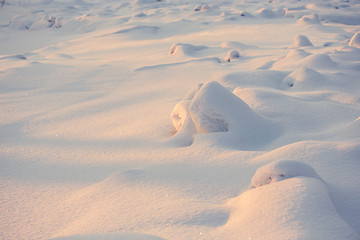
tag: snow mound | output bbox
[301,53,337,69]
[170,100,198,147]
[272,49,311,70]
[297,13,321,25]
[282,66,324,89]
[188,81,238,134]
[349,31,360,48]
[194,4,209,12]
[290,34,313,48]
[256,8,283,18]
[169,43,208,56]
[225,50,240,62]
[221,177,359,239]
[250,160,322,188]
[170,81,279,148]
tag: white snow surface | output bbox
[1,0,360,240]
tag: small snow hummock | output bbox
[256,8,283,18]
[281,66,324,89]
[297,13,321,24]
[225,50,240,62]
[194,4,209,12]
[250,160,323,188]
[290,35,313,48]
[301,53,337,69]
[349,31,360,48]
[169,43,208,56]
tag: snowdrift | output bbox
[222,177,359,240]
[169,81,280,149]
[1,0,360,239]
[250,160,322,188]
[218,160,359,240]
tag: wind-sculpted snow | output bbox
[250,160,322,188]
[349,31,360,48]
[169,43,208,57]
[170,81,280,149]
[224,50,240,62]
[219,177,359,240]
[1,0,360,239]
[255,8,284,18]
[281,66,325,89]
[271,49,312,70]
[297,13,322,25]
[216,158,360,239]
[301,53,337,69]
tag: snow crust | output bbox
[1,0,360,240]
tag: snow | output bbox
[220,177,359,240]
[1,0,360,240]
[170,81,280,149]
[290,34,313,48]
[349,31,360,48]
[249,160,323,188]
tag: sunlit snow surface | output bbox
[1,0,360,239]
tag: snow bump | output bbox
[250,160,322,188]
[290,34,313,48]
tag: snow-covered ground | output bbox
[1,0,360,239]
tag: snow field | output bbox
[1,0,360,239]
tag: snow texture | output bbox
[1,0,360,239]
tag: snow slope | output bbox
[1,0,360,239]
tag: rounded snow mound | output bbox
[349,31,360,48]
[194,4,209,12]
[297,13,321,25]
[221,177,359,239]
[169,81,279,148]
[272,49,311,70]
[250,160,322,188]
[301,53,337,69]
[256,8,283,18]
[225,50,240,62]
[169,43,208,56]
[282,66,324,89]
[290,35,313,48]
